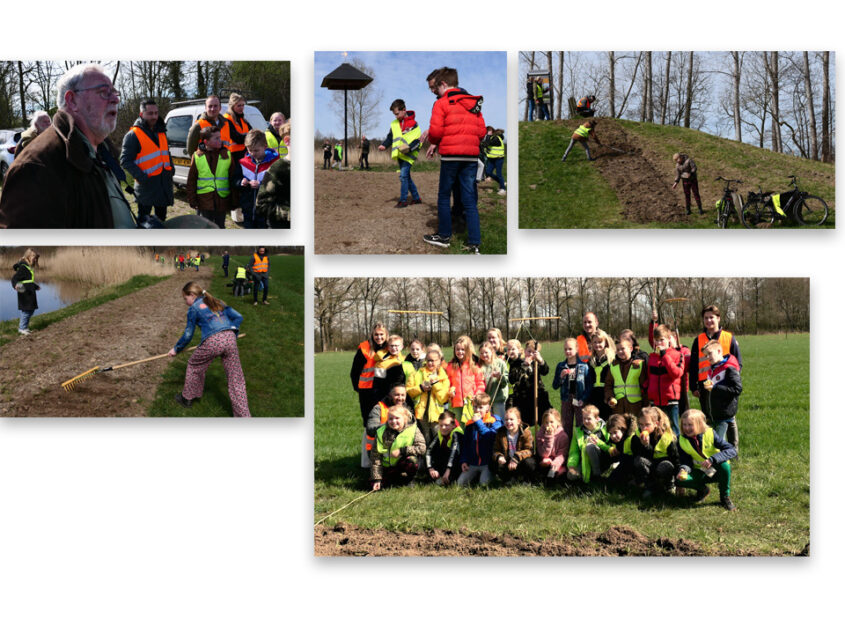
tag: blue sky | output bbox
[315,51,506,140]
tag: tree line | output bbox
[314,277,809,351]
[521,51,834,162]
[0,60,290,138]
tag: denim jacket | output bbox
[175,300,243,352]
[552,360,592,403]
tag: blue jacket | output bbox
[460,414,502,467]
[175,300,243,352]
[552,360,592,403]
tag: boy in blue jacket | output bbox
[552,337,592,438]
[456,393,502,486]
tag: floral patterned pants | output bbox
[183,330,250,417]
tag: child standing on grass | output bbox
[479,341,509,420]
[701,340,743,449]
[506,340,552,427]
[457,393,502,487]
[186,126,238,229]
[552,337,591,438]
[647,324,685,437]
[445,335,486,423]
[676,409,737,510]
[10,248,40,336]
[604,337,647,417]
[425,411,462,486]
[372,334,406,404]
[588,329,615,421]
[169,281,249,417]
[536,408,570,484]
[492,407,537,484]
[631,406,679,498]
[406,347,451,446]
[238,129,280,229]
[423,66,487,254]
[370,405,426,491]
[378,99,422,208]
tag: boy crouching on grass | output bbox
[457,393,502,487]
[378,99,422,208]
[370,405,426,491]
[491,407,537,484]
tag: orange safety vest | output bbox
[576,334,591,363]
[198,117,231,149]
[357,340,378,390]
[696,331,733,381]
[365,401,391,452]
[130,127,172,176]
[222,112,251,153]
[252,253,269,273]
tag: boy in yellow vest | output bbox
[186,126,238,228]
[561,119,601,162]
[378,99,423,207]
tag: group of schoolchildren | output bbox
[351,304,742,511]
[373,66,504,255]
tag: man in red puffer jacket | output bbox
[423,67,486,254]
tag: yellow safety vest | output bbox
[485,135,505,159]
[265,129,289,158]
[678,428,722,467]
[592,359,609,388]
[610,362,643,403]
[194,153,231,198]
[375,424,417,468]
[235,267,247,280]
[390,120,421,164]
[19,263,35,284]
[652,430,675,460]
[575,125,591,138]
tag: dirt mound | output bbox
[315,522,707,557]
[570,119,689,223]
[314,169,503,254]
[0,268,212,417]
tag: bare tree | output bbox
[684,51,694,128]
[821,51,831,162]
[330,58,382,140]
[660,51,671,125]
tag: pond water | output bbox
[1,278,93,322]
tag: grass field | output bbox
[148,254,304,417]
[315,334,809,554]
[0,274,167,348]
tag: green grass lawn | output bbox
[315,334,809,554]
[149,254,304,417]
[0,274,168,348]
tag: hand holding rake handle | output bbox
[61,333,246,391]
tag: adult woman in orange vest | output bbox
[223,93,254,217]
[119,99,174,222]
[688,304,742,422]
[350,322,389,429]
[248,247,270,305]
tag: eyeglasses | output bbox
[74,83,120,101]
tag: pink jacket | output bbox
[536,425,570,475]
[445,359,485,408]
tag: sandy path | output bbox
[0,268,212,417]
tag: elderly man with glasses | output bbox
[0,63,134,228]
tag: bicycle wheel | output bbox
[718,200,733,229]
[740,199,775,229]
[795,195,829,226]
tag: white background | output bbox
[0,2,837,632]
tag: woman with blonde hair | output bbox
[10,248,41,335]
[168,281,249,416]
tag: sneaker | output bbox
[174,393,193,408]
[721,496,737,511]
[395,201,409,208]
[17,329,31,336]
[423,233,451,248]
[694,485,711,503]
[497,189,506,196]
[462,244,480,255]
[253,302,258,306]
[262,300,270,305]
[411,198,423,205]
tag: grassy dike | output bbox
[148,254,304,418]
[315,333,809,555]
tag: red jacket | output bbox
[445,359,486,408]
[646,348,684,405]
[427,88,486,159]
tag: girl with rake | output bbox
[169,281,250,417]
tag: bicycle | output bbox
[714,177,743,228]
[740,175,829,228]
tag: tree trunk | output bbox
[646,51,653,122]
[661,52,671,125]
[17,61,26,127]
[732,52,742,142]
[556,51,564,120]
[802,52,818,160]
[609,52,616,118]
[546,51,554,118]
[684,51,693,128]
[822,51,831,162]
[765,52,782,152]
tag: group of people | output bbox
[221,247,272,306]
[0,63,290,229]
[350,306,742,510]
[526,77,550,121]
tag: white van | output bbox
[164,99,267,186]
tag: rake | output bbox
[61,333,246,392]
